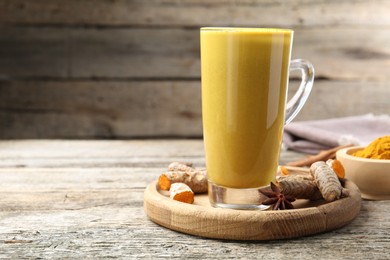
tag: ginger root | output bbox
[158,162,208,193]
[277,174,322,200]
[310,161,348,202]
[167,162,194,172]
[169,183,194,204]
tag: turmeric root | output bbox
[310,161,348,202]
[279,166,290,176]
[277,175,322,200]
[158,162,208,193]
[326,159,345,179]
[277,166,310,176]
[169,183,194,204]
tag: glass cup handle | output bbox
[285,59,315,125]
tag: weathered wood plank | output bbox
[0,165,388,258]
[0,168,150,211]
[0,140,388,258]
[289,80,390,122]
[0,168,160,191]
[0,27,200,79]
[0,140,306,168]
[1,27,390,80]
[69,28,200,79]
[1,0,389,27]
[0,80,202,138]
[0,140,205,159]
[0,200,388,259]
[0,27,69,78]
[0,0,388,139]
[0,80,388,138]
[0,140,206,168]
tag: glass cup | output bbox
[200,27,314,209]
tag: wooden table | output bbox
[0,140,388,259]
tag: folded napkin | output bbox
[283,114,390,154]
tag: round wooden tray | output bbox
[144,180,361,240]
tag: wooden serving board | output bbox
[144,180,361,240]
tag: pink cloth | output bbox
[282,114,390,154]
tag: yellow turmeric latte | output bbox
[201,28,292,188]
[353,136,390,159]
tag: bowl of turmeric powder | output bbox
[336,136,390,200]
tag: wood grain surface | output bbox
[1,80,388,138]
[1,26,390,80]
[0,0,389,138]
[1,0,390,27]
[144,180,361,240]
[0,140,389,258]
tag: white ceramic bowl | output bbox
[336,146,390,200]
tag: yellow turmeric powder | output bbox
[353,136,390,159]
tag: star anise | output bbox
[259,182,296,210]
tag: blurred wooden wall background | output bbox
[0,0,389,138]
